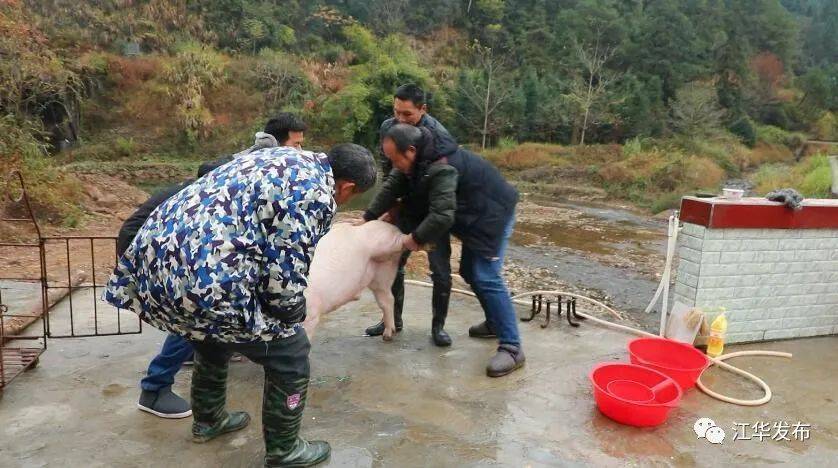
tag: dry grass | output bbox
[107,55,160,89]
[484,143,571,170]
[682,156,725,189]
[597,149,669,186]
[733,142,792,169]
[3,159,85,225]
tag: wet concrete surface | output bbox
[2,286,837,467]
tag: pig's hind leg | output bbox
[369,258,400,342]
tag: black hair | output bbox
[327,143,377,193]
[394,83,430,108]
[263,112,307,145]
[384,123,424,153]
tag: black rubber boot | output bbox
[431,285,452,347]
[365,270,404,336]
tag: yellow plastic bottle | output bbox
[707,309,728,358]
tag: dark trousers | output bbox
[393,232,453,325]
[190,330,311,457]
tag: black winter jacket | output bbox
[365,128,518,258]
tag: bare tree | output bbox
[669,81,726,137]
[371,0,409,34]
[456,41,513,149]
[254,50,309,111]
[566,34,616,145]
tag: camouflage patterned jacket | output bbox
[103,147,336,343]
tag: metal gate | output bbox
[1,171,141,391]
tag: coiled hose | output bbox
[404,280,792,406]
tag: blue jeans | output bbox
[140,333,194,392]
[459,216,521,347]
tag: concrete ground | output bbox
[1,286,837,467]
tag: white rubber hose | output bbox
[642,213,681,336]
[404,280,792,406]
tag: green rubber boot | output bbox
[191,349,250,442]
[263,373,329,467]
[192,411,251,443]
[264,438,331,467]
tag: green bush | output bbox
[115,137,137,157]
[675,135,740,175]
[799,154,832,197]
[753,153,833,198]
[622,136,643,157]
[650,192,683,214]
[250,50,311,112]
[814,112,838,141]
[755,124,806,149]
[728,115,757,147]
[497,136,518,149]
[162,42,228,144]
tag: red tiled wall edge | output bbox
[679,196,838,229]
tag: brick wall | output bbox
[673,222,838,343]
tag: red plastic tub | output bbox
[590,363,683,427]
[628,337,710,390]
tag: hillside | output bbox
[1,0,837,222]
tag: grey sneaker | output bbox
[486,344,525,377]
[138,387,192,419]
[468,321,496,339]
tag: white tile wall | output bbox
[674,223,838,343]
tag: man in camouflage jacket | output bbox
[104,144,377,467]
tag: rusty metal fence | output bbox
[1,171,140,392]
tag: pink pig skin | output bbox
[303,220,404,341]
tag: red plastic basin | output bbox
[628,337,710,391]
[590,362,683,427]
[606,379,654,403]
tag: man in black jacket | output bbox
[363,84,459,348]
[362,123,525,377]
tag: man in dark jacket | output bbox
[363,84,460,347]
[361,123,525,377]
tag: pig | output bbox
[303,220,405,341]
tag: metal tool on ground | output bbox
[520,294,585,328]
